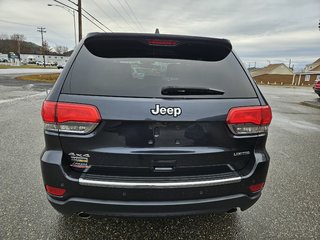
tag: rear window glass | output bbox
[62,41,256,99]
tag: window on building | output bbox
[305,75,310,81]
[316,75,320,80]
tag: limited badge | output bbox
[233,151,250,157]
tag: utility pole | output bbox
[78,0,82,41]
[37,27,46,67]
[289,59,291,69]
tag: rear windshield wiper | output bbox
[161,86,224,96]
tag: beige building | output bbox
[292,58,320,86]
[250,63,294,85]
[304,58,320,72]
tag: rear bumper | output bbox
[41,150,269,217]
[48,193,260,217]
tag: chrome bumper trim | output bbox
[79,176,241,189]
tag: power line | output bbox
[66,0,77,6]
[82,14,106,32]
[115,0,141,31]
[122,0,145,31]
[92,0,123,31]
[81,8,113,32]
[0,19,36,27]
[53,0,111,33]
[106,0,135,31]
[53,0,77,13]
[0,19,70,44]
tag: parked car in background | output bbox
[46,62,56,66]
[0,58,9,62]
[313,80,320,97]
[57,63,65,69]
[20,60,28,65]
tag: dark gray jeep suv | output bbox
[40,33,272,217]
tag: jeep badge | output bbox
[150,104,182,118]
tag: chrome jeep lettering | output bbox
[150,104,182,118]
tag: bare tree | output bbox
[0,33,9,40]
[54,45,69,55]
[10,33,26,60]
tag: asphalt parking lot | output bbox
[0,72,319,239]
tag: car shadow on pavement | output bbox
[54,213,242,239]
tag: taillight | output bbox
[226,106,272,135]
[45,184,66,197]
[41,101,101,134]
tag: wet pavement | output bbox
[0,75,319,239]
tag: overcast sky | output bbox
[0,0,319,70]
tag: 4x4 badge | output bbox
[150,104,182,118]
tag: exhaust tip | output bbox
[78,212,91,219]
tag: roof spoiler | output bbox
[84,33,232,61]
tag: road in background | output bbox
[0,77,319,239]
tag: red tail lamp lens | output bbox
[41,101,101,134]
[45,184,66,197]
[41,101,56,123]
[41,101,101,123]
[227,106,272,125]
[56,102,101,123]
[249,182,265,193]
[226,106,272,135]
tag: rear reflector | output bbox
[226,106,272,135]
[45,184,66,197]
[41,101,101,134]
[249,182,265,193]
[147,39,177,46]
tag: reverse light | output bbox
[249,182,265,193]
[41,101,101,134]
[226,106,272,135]
[45,184,66,197]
